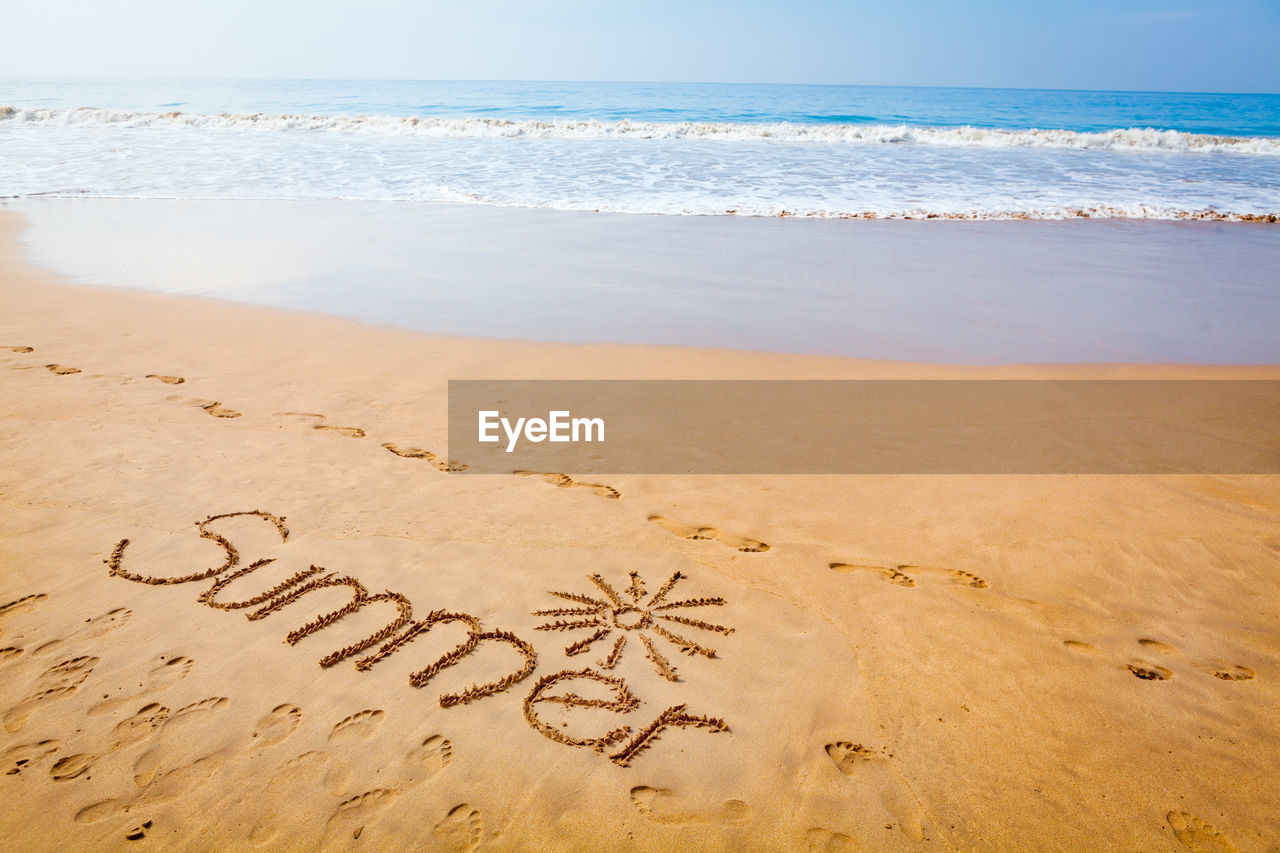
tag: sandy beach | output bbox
[2,203,1278,851]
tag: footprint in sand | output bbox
[133,697,231,786]
[75,752,227,825]
[252,704,302,746]
[145,374,184,384]
[1167,811,1239,853]
[830,562,916,587]
[1207,665,1255,681]
[269,751,353,798]
[1126,661,1173,680]
[1137,638,1255,682]
[516,470,620,499]
[824,741,931,843]
[329,709,385,744]
[828,562,988,589]
[2,739,61,776]
[109,703,172,752]
[88,655,195,717]
[82,607,134,638]
[50,752,98,781]
[648,514,769,553]
[277,411,364,438]
[2,345,34,353]
[316,424,365,438]
[195,400,242,419]
[405,734,453,782]
[4,655,100,732]
[32,607,132,658]
[44,363,81,375]
[629,786,750,825]
[383,442,468,471]
[249,751,354,843]
[803,827,860,852]
[0,593,47,621]
[433,804,483,853]
[1129,640,1178,681]
[322,789,399,848]
[87,372,137,386]
[825,741,880,774]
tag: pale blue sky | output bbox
[2,0,1277,92]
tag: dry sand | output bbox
[0,208,1278,851]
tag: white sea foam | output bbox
[4,103,1279,220]
[3,105,1280,155]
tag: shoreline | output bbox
[9,196,1280,224]
[2,207,1278,850]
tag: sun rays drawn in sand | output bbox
[533,571,733,682]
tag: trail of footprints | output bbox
[5,344,491,478]
[4,655,100,733]
[63,698,465,849]
[88,656,194,717]
[252,708,461,850]
[823,556,1256,691]
[29,607,133,661]
[8,344,811,539]
[1063,635,1256,684]
[10,342,784,549]
[0,591,470,848]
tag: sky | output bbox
[1,0,1278,93]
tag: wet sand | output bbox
[12,198,1280,363]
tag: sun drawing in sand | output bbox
[533,571,733,681]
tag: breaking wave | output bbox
[4,105,1279,155]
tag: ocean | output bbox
[2,80,1279,220]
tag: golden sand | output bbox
[0,209,1277,850]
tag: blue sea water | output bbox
[2,80,1279,218]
